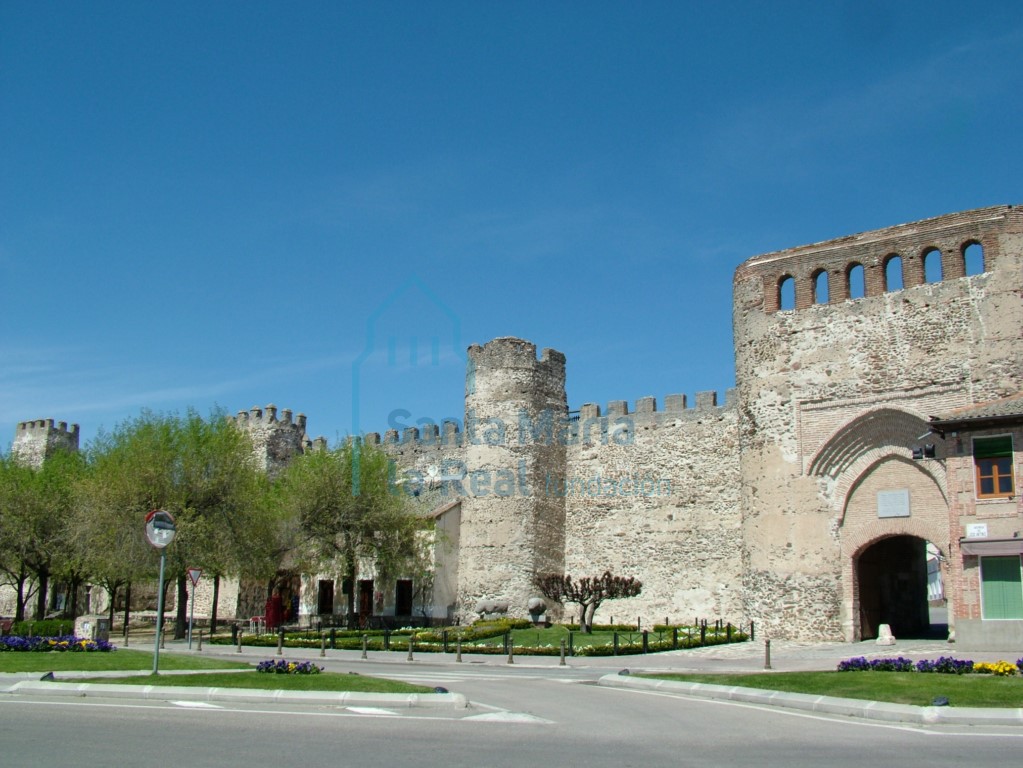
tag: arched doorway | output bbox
[856,535,944,639]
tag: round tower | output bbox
[458,337,568,621]
[230,404,310,478]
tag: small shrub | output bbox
[10,619,75,637]
[837,656,913,672]
[915,656,973,674]
[0,635,115,653]
[256,659,322,674]
[974,661,1017,676]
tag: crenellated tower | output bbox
[229,404,313,477]
[458,337,568,620]
[12,419,80,468]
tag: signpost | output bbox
[145,509,176,674]
[187,567,202,649]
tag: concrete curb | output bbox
[1,680,468,709]
[597,674,1023,726]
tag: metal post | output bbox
[320,632,326,658]
[276,626,284,656]
[613,632,619,656]
[160,623,166,650]
[330,627,336,650]
[764,639,772,670]
[151,549,167,674]
[236,629,242,653]
[642,630,649,653]
[559,638,566,666]
[507,633,514,665]
[361,634,368,660]
[407,633,415,661]
[456,637,462,662]
[197,630,203,651]
[568,631,574,657]
[672,626,678,650]
[187,580,196,650]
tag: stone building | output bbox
[6,205,1022,648]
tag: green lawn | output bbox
[641,671,1023,708]
[0,649,250,673]
[64,670,434,694]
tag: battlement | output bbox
[735,205,1022,313]
[467,337,566,371]
[577,389,736,419]
[365,420,463,448]
[16,418,81,440]
[230,404,308,433]
[12,418,80,467]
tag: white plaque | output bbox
[877,489,910,518]
[965,523,988,539]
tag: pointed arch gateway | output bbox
[808,406,951,641]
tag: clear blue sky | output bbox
[2,1,1021,448]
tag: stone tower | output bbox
[732,205,1023,640]
[12,419,80,468]
[230,404,311,477]
[458,337,569,619]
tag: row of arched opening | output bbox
[777,241,985,311]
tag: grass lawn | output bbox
[0,649,250,673]
[642,671,1023,708]
[64,670,434,694]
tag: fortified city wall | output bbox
[733,204,1023,640]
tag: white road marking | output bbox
[346,706,399,716]
[171,701,223,709]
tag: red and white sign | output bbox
[187,568,203,586]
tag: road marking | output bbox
[347,706,399,716]
[463,712,554,724]
[171,701,223,709]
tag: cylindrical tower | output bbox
[457,337,568,621]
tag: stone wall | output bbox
[563,392,743,625]
[733,205,1023,640]
[11,419,80,468]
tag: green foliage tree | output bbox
[0,449,85,621]
[534,570,643,633]
[279,440,421,623]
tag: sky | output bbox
[2,1,1021,449]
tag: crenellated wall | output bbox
[229,404,317,477]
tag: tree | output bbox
[0,449,84,620]
[534,570,642,633]
[279,440,420,624]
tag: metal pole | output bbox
[188,580,195,650]
[559,638,566,666]
[407,633,415,661]
[320,632,326,658]
[361,633,368,660]
[456,636,462,662]
[152,549,167,674]
[197,630,203,651]
[764,639,772,670]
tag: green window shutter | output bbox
[974,436,1013,459]
[981,556,1023,620]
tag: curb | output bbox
[597,674,1023,727]
[1,680,468,709]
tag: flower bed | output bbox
[0,635,116,653]
[838,655,1023,675]
[256,659,322,675]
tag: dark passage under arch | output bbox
[856,535,946,640]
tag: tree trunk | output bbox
[14,571,27,622]
[34,567,50,621]
[68,579,80,619]
[107,582,119,626]
[174,575,188,639]
[345,562,357,628]
[123,582,132,631]
[210,575,220,632]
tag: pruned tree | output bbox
[534,570,642,633]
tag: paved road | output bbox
[3,638,1023,766]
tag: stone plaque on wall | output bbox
[877,489,910,518]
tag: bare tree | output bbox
[534,570,642,633]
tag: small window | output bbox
[883,254,903,291]
[923,248,943,283]
[980,556,1023,620]
[847,263,865,299]
[778,275,795,310]
[974,436,1015,498]
[812,270,829,304]
[963,241,985,276]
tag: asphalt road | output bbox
[3,649,1023,768]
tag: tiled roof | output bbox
[931,393,1023,424]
